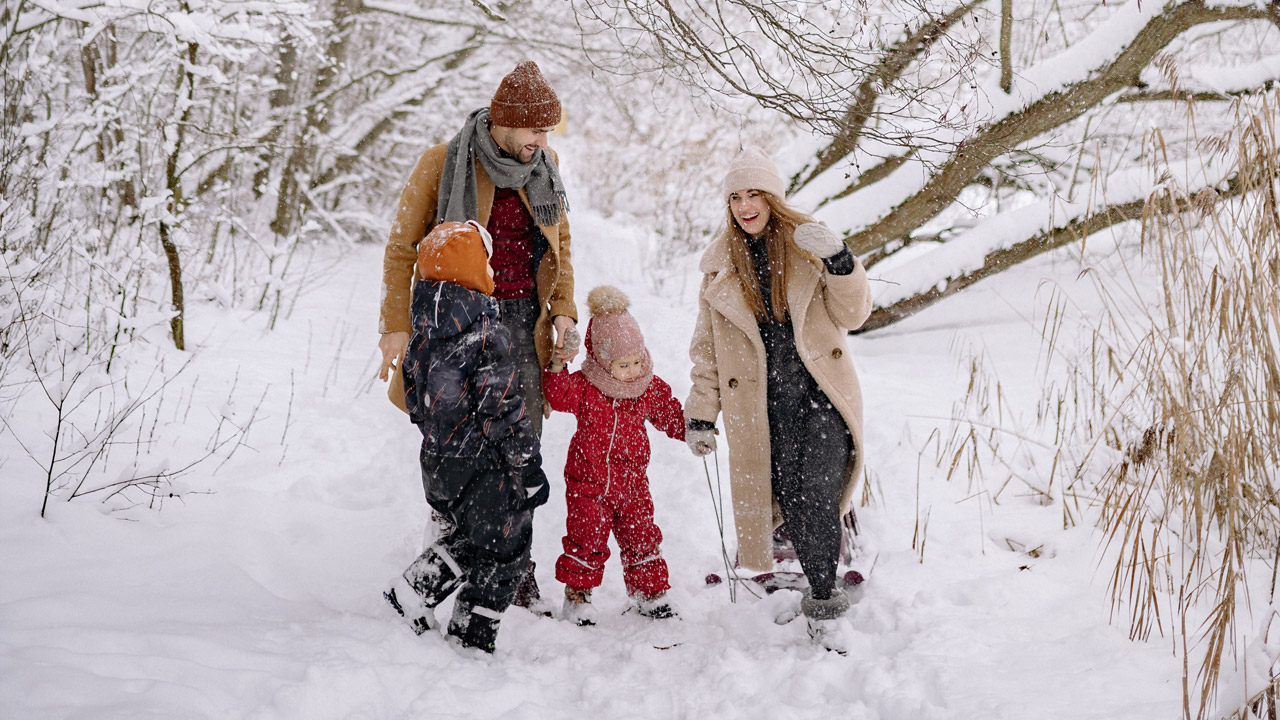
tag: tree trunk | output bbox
[999,0,1012,93]
[161,36,198,350]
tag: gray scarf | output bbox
[435,107,569,228]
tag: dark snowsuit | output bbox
[543,368,686,598]
[399,279,549,636]
[743,236,855,599]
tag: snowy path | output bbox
[1,208,1181,719]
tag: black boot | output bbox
[446,599,502,653]
[510,560,552,616]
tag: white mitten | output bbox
[686,428,717,457]
[793,222,845,258]
[560,326,581,356]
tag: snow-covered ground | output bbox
[1,200,1183,718]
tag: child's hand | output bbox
[516,459,549,509]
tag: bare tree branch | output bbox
[791,1,979,190]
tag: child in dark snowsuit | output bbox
[542,286,685,626]
[383,220,549,654]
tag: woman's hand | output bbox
[686,427,717,457]
[793,222,845,258]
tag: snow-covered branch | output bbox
[820,2,1274,255]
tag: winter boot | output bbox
[402,541,465,609]
[772,526,799,562]
[511,560,555,617]
[383,574,438,636]
[562,586,599,627]
[634,591,678,620]
[801,588,851,655]
[446,599,503,654]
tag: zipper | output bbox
[604,398,619,496]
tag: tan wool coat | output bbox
[685,234,873,571]
[379,142,577,411]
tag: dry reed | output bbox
[933,91,1280,720]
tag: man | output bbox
[377,60,578,613]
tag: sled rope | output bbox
[703,451,743,603]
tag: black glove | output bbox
[515,455,549,510]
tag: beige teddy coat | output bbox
[685,234,873,571]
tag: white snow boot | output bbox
[801,589,851,655]
[384,574,438,636]
[562,586,599,627]
[634,591,678,620]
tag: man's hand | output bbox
[552,315,579,364]
[378,331,410,381]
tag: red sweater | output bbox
[542,368,686,495]
[486,188,538,300]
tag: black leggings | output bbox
[769,394,851,599]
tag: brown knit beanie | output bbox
[490,61,562,129]
[584,286,647,365]
[416,221,495,296]
[723,145,786,201]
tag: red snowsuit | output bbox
[543,367,686,598]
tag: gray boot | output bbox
[801,589,850,654]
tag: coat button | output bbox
[728,378,739,389]
[831,348,843,359]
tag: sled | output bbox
[704,568,865,594]
[704,509,866,594]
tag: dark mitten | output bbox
[518,456,549,510]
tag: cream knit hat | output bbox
[722,146,786,201]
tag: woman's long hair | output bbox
[722,192,816,323]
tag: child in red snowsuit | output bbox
[542,285,686,625]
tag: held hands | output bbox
[793,222,845,259]
[686,427,718,457]
[553,318,580,368]
[560,325,581,357]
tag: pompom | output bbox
[586,285,629,316]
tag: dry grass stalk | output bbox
[932,90,1280,720]
[1085,93,1280,720]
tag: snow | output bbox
[1189,52,1280,92]
[1,180,1188,718]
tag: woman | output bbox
[684,146,872,650]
